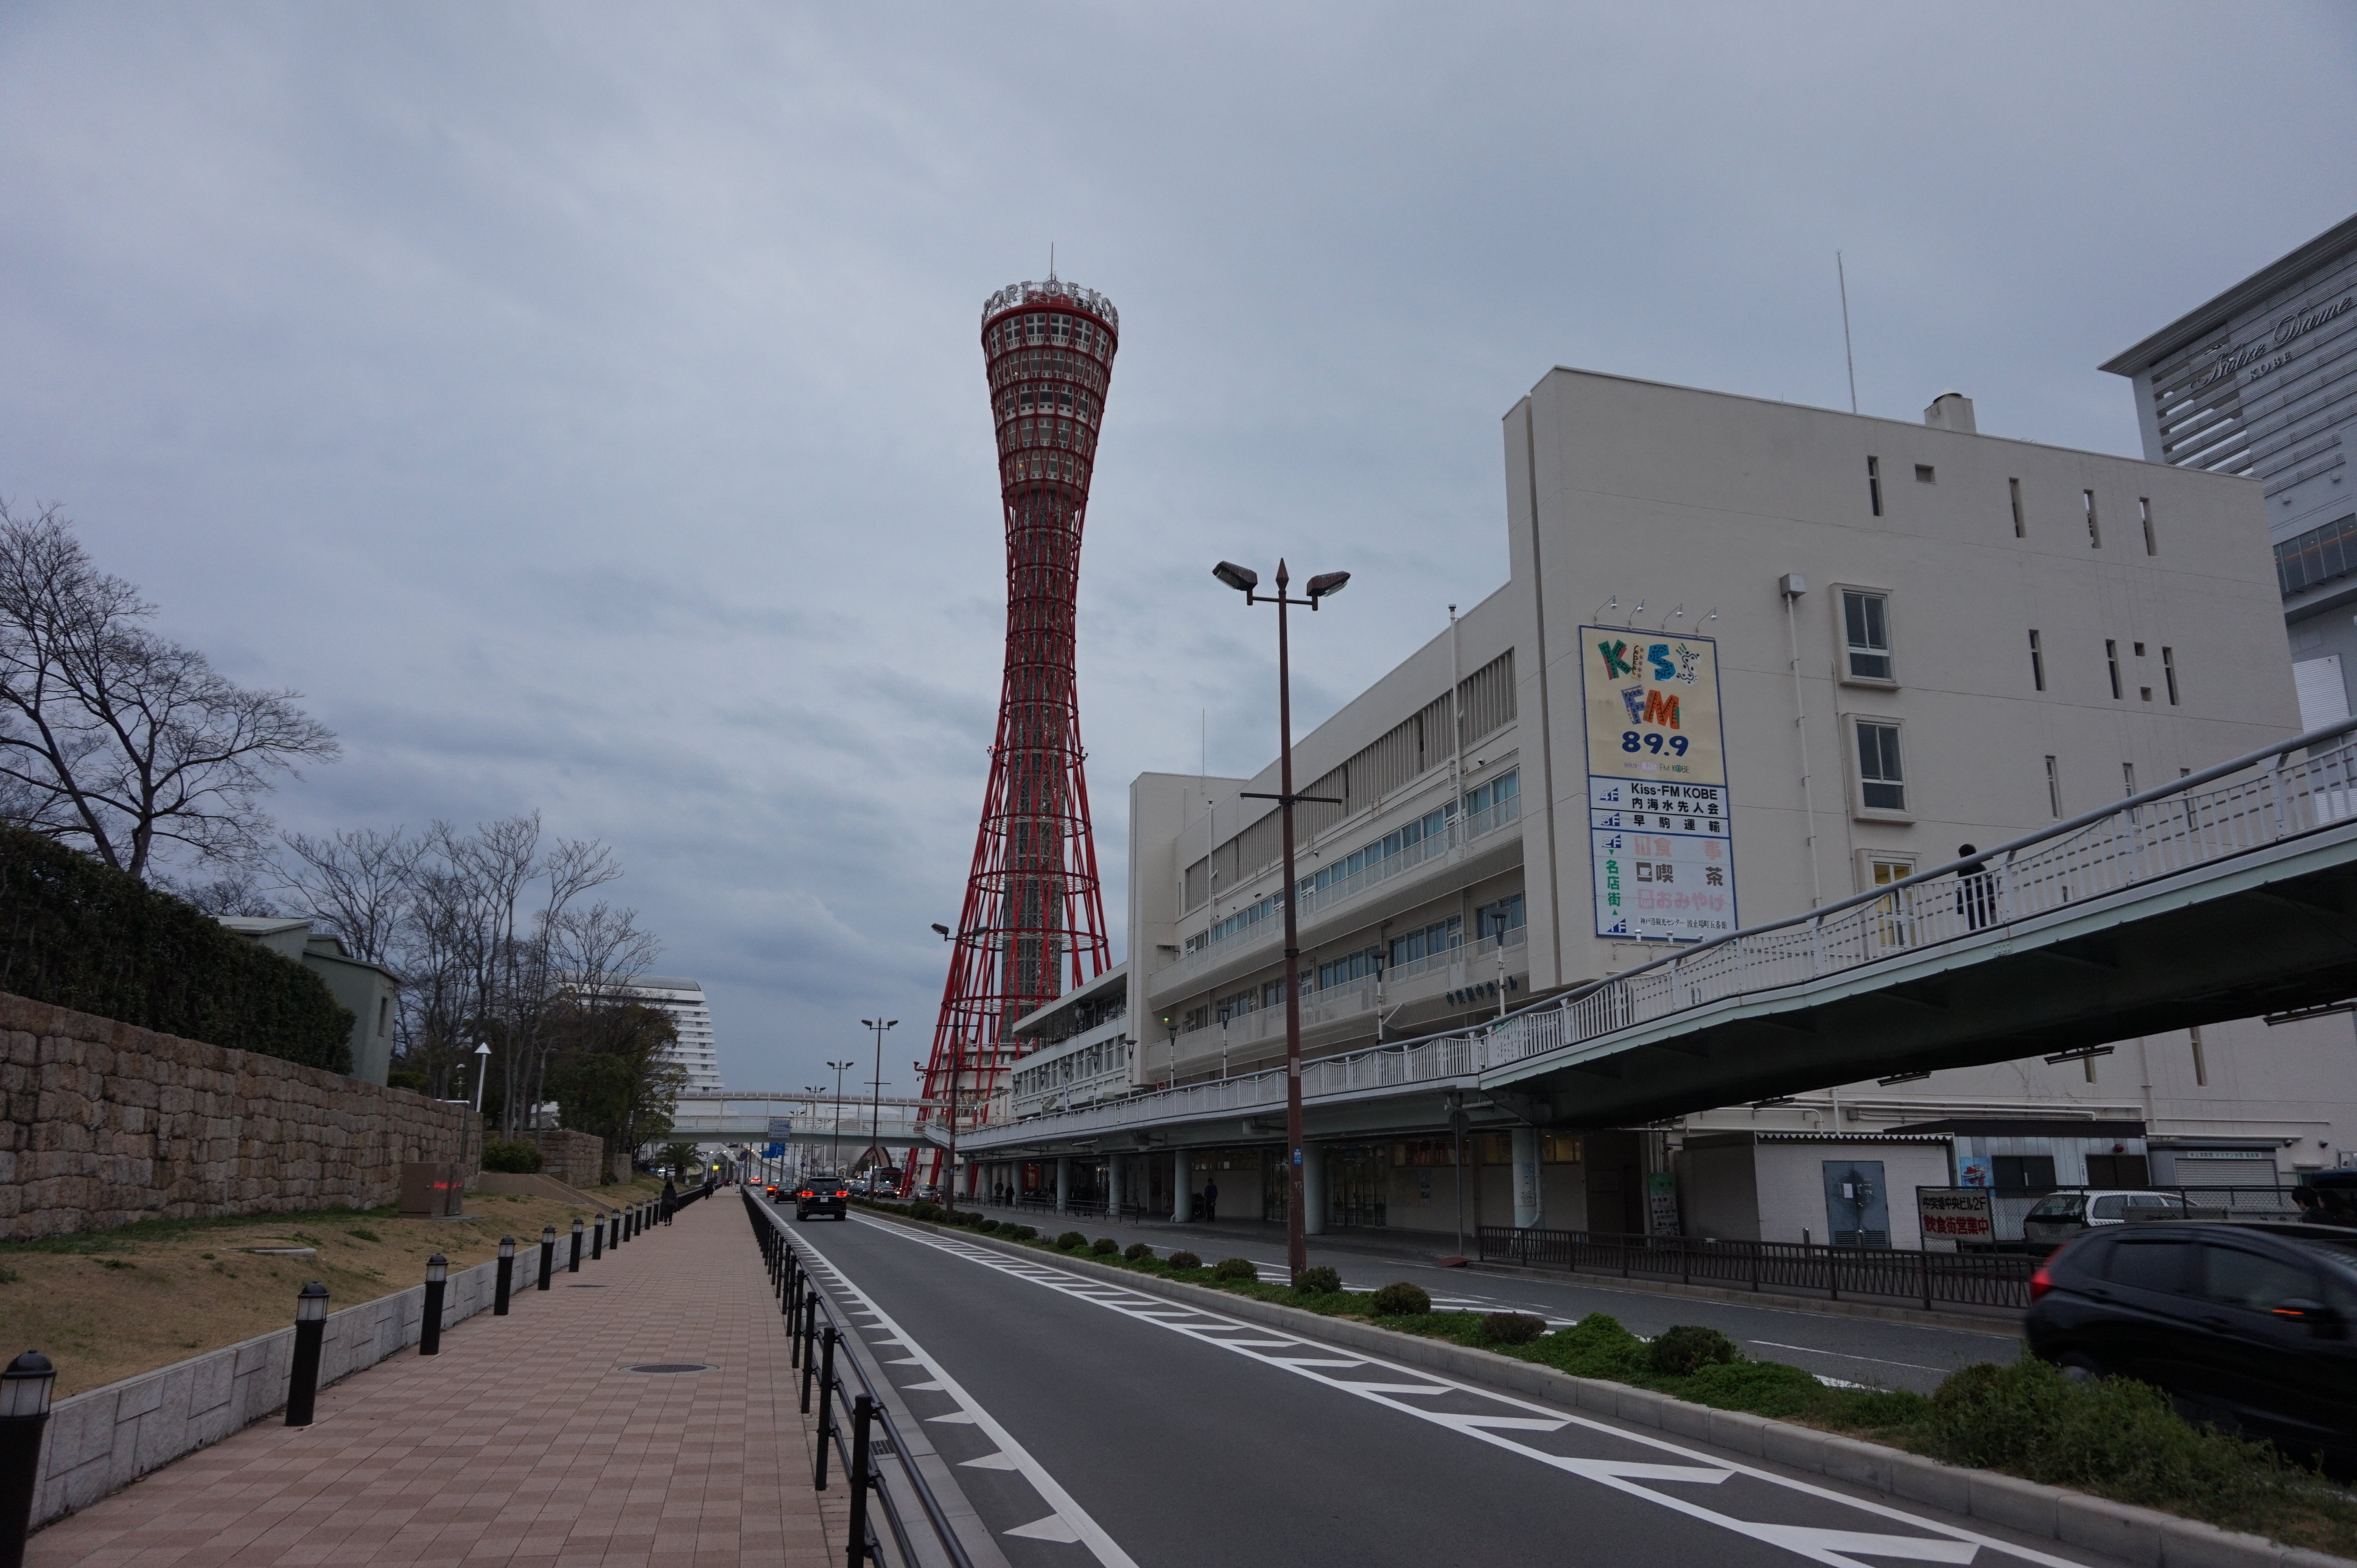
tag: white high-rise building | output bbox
[612,975,725,1093]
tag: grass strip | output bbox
[861,1201,2357,1556]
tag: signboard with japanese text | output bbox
[1917,1187,1994,1251]
[766,1116,794,1142]
[1580,626,1737,940]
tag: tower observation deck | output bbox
[916,277,1119,1190]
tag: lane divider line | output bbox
[855,1217,2089,1568]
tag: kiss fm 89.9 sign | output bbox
[1579,626,1736,942]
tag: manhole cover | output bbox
[625,1362,714,1374]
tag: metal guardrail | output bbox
[979,717,2357,1143]
[1477,1226,2036,1312]
[741,1192,976,1568]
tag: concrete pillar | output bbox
[1172,1149,1191,1221]
[1511,1125,1544,1230]
[1106,1155,1125,1219]
[1302,1143,1328,1236]
[1055,1157,1071,1214]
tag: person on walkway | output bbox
[660,1178,678,1225]
[1203,1178,1219,1223]
[1954,844,1996,931]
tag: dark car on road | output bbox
[2026,1221,2357,1466]
[796,1174,850,1221]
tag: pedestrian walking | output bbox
[660,1178,677,1225]
[1953,844,1996,931]
[1203,1178,1219,1223]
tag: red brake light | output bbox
[2029,1264,2054,1301]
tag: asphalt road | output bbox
[958,1207,2020,1396]
[779,1209,2115,1568]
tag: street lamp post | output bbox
[860,1018,898,1189]
[1213,558,1350,1284]
[825,1062,854,1175]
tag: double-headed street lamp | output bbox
[1213,558,1349,1283]
[861,1017,897,1188]
[825,1060,855,1174]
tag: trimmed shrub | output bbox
[908,1202,941,1223]
[1680,1359,1838,1419]
[0,827,354,1070]
[483,1139,544,1174]
[1007,1224,1037,1241]
[1123,1242,1154,1262]
[1369,1281,1431,1316]
[1166,1250,1202,1270]
[1649,1325,1740,1377]
[1482,1311,1546,1345]
[1292,1265,1341,1295]
[1091,1237,1119,1256]
[1212,1257,1256,1282]
[976,1218,1000,1233]
[1054,1230,1087,1251]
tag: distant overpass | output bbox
[961,718,2357,1157]
[668,1091,932,1147]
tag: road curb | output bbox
[863,1211,2352,1568]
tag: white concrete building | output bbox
[1075,366,2357,1241]
[607,974,725,1093]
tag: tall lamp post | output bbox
[825,1061,854,1175]
[861,1018,898,1189]
[1213,558,1350,1283]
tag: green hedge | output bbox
[0,828,354,1072]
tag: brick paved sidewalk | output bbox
[30,1194,843,1567]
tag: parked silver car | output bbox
[2022,1189,2190,1247]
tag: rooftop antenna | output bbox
[1837,251,1858,415]
[1049,242,1056,281]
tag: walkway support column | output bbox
[1302,1143,1328,1236]
[1511,1125,1544,1230]
[1172,1149,1191,1222]
[1055,1157,1071,1215]
[1105,1155,1124,1220]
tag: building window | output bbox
[1855,721,1905,812]
[2009,477,2025,538]
[1866,457,1883,517]
[2106,639,2122,700]
[2140,497,2156,556]
[2084,489,2101,548]
[1863,853,1915,887]
[1914,463,1935,484]
[2122,762,2137,796]
[1841,590,1894,682]
[2028,629,2045,691]
[1474,894,1526,942]
[2162,646,2179,705]
[2045,755,2063,818]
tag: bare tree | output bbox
[0,502,338,880]
[281,825,421,964]
[166,866,283,917]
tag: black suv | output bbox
[796,1174,850,1222]
[2026,1222,2357,1465]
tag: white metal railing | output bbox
[1150,791,1522,998]
[972,719,2357,1143]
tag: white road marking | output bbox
[1752,1340,1949,1373]
[961,1451,1026,1471]
[1006,1515,1084,1543]
[783,1219,1139,1568]
[856,1218,2091,1568]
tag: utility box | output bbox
[398,1161,466,1218]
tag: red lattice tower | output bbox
[914,277,1118,1194]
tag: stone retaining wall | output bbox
[521,1129,603,1188]
[0,991,475,1241]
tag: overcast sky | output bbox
[3,3,2352,1095]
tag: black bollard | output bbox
[538,1226,556,1291]
[799,1299,818,1405]
[592,1215,604,1260]
[569,1217,584,1273]
[285,1281,329,1427]
[494,1236,516,1316]
[0,1351,57,1568]
[419,1254,448,1356]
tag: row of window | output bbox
[1855,719,2174,822]
[1191,899,1523,1026]
[1000,384,1099,423]
[1866,459,2159,555]
[2275,511,2357,597]
[987,312,1111,357]
[1840,588,2182,707]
